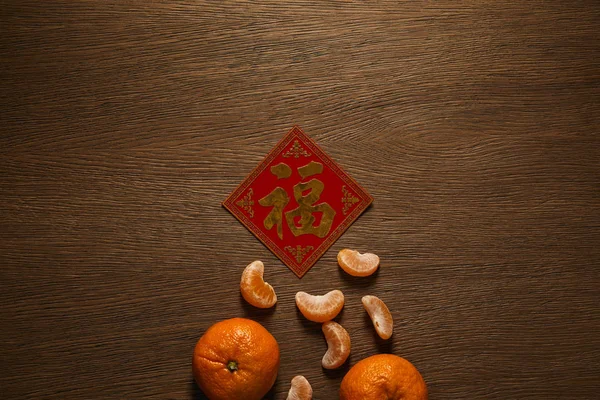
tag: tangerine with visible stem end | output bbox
[192,318,280,400]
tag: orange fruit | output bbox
[286,375,313,400]
[339,354,427,400]
[322,321,351,369]
[240,260,277,308]
[362,295,393,340]
[192,318,280,400]
[337,249,380,277]
[295,290,345,323]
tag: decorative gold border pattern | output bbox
[282,140,311,158]
[284,245,314,263]
[341,185,359,215]
[235,188,254,218]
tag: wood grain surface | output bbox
[1,1,599,398]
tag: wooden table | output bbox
[2,1,598,398]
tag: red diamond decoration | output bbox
[223,126,373,277]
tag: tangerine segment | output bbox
[286,375,313,400]
[339,354,427,400]
[321,321,351,369]
[295,290,344,323]
[337,249,380,277]
[362,295,393,340]
[240,260,277,308]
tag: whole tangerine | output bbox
[192,318,280,400]
[340,354,427,400]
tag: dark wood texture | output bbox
[1,1,599,398]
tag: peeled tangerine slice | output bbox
[322,321,351,369]
[295,290,344,323]
[362,295,393,340]
[286,375,313,400]
[240,260,277,308]
[337,249,380,277]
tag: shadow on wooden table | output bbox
[322,357,351,380]
[295,305,345,338]
[239,292,277,324]
[337,264,380,287]
[189,378,208,400]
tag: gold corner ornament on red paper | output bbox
[223,126,373,278]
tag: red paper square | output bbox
[223,126,373,277]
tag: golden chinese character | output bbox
[285,179,336,238]
[270,163,292,179]
[259,161,335,239]
[258,187,290,240]
[298,161,323,178]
